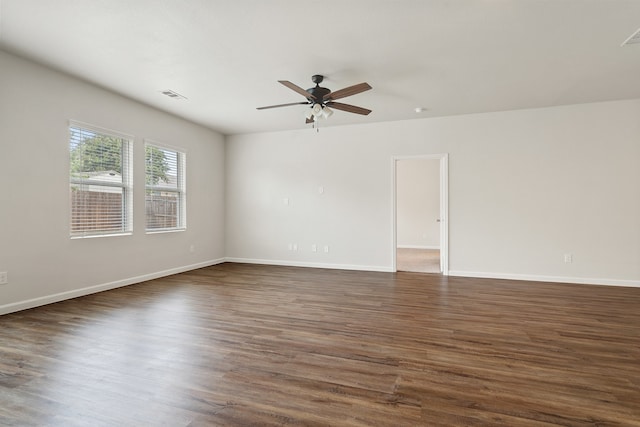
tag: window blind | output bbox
[145,143,186,231]
[69,124,132,237]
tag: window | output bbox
[69,123,133,238]
[145,142,186,232]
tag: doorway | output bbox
[392,154,448,274]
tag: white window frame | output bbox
[69,121,133,238]
[144,141,186,233]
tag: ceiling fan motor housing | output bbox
[306,86,330,104]
[307,75,330,104]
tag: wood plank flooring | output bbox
[397,248,440,273]
[1,263,639,426]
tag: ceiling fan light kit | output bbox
[257,75,372,127]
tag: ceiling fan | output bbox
[257,75,372,124]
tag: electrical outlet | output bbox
[324,245,330,253]
[311,244,317,252]
[0,272,8,285]
[564,253,573,263]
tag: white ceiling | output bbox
[1,0,639,135]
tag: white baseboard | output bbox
[0,258,226,316]
[4,260,636,316]
[216,261,640,288]
[397,245,440,250]
[224,257,394,273]
[448,270,640,288]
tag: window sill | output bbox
[145,228,186,235]
[71,232,133,240]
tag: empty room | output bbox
[1,1,639,425]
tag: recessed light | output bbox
[414,107,428,113]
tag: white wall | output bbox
[226,99,640,286]
[0,50,226,314]
[1,50,638,313]
[397,159,440,249]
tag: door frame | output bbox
[392,154,449,274]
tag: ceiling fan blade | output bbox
[278,80,316,100]
[257,101,309,110]
[324,82,372,101]
[326,101,372,115]
[305,117,315,124]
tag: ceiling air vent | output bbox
[160,89,188,100]
[621,27,640,46]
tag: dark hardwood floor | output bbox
[1,263,639,426]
